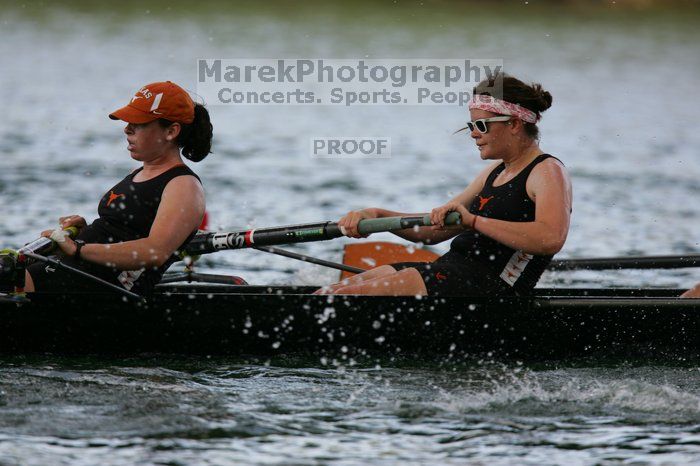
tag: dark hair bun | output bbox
[158,103,213,162]
[181,103,213,162]
[531,83,553,113]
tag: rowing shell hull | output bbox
[1,286,698,362]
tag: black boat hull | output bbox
[1,286,698,362]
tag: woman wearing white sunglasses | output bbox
[318,73,572,297]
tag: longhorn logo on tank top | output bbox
[106,191,126,207]
[478,195,494,211]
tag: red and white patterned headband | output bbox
[468,94,539,123]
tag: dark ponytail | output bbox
[473,73,552,140]
[159,103,213,162]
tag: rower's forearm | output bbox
[473,217,566,255]
[393,225,430,242]
[392,226,458,244]
[371,208,423,218]
[79,239,170,270]
[367,208,454,244]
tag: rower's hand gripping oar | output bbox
[19,251,143,301]
[11,227,143,302]
[1,226,81,292]
[184,212,463,256]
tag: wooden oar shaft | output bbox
[185,213,461,255]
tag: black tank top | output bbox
[78,164,201,292]
[449,154,560,292]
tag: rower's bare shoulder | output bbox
[530,157,569,181]
[527,157,572,201]
[165,174,203,192]
[162,175,205,207]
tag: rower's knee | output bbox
[24,270,35,292]
[680,283,700,298]
[393,268,428,295]
[374,264,398,274]
[355,264,397,281]
[331,284,364,295]
[333,268,427,296]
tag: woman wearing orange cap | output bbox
[25,81,212,294]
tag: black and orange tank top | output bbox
[449,154,561,292]
[78,164,201,292]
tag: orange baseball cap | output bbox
[109,81,195,124]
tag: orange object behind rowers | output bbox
[340,241,439,281]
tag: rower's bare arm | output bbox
[470,159,572,255]
[371,208,457,244]
[147,176,206,264]
[392,224,458,244]
[59,215,87,230]
[79,176,205,269]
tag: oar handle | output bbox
[354,212,462,235]
[184,212,463,255]
[1,227,81,281]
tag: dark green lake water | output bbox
[2,356,700,465]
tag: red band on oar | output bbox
[245,229,254,246]
[199,211,209,231]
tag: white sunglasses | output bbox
[466,116,512,133]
